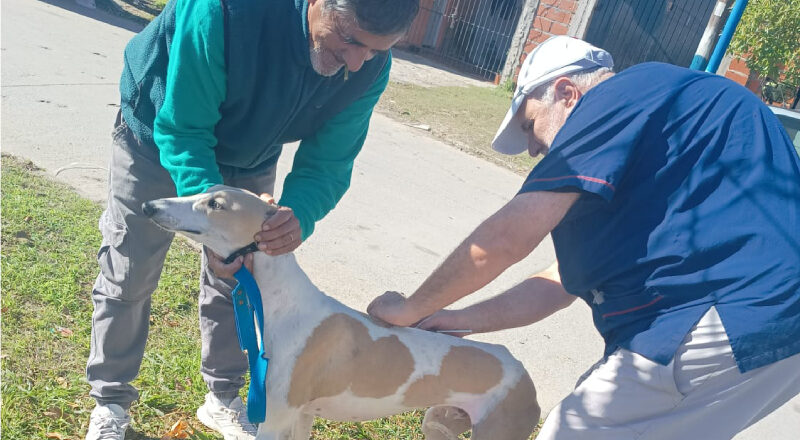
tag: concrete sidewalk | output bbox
[1,0,797,437]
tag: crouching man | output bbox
[369,36,800,439]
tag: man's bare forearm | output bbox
[416,262,576,334]
[404,191,579,321]
[453,272,575,334]
[404,222,526,320]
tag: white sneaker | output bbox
[85,404,130,440]
[196,393,257,440]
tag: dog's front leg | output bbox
[255,411,313,440]
[288,414,313,439]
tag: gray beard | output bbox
[310,47,343,77]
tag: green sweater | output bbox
[151,0,390,239]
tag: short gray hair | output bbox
[530,67,614,104]
[324,0,419,36]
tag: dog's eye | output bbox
[208,199,223,210]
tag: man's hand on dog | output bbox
[368,292,473,337]
[254,193,302,255]
[367,291,425,327]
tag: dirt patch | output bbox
[95,0,155,24]
[390,49,494,89]
[2,153,43,172]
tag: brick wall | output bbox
[515,0,578,79]
[723,56,760,94]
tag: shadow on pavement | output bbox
[36,0,144,32]
[391,48,493,85]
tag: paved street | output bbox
[1,0,797,437]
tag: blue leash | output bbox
[232,265,269,424]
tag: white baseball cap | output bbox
[492,36,613,155]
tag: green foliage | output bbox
[0,155,211,439]
[499,79,516,95]
[728,0,800,95]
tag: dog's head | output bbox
[142,185,278,258]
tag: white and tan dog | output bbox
[143,185,539,440]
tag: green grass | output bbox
[377,82,540,174]
[0,155,541,439]
[0,155,213,439]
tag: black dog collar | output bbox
[223,242,260,265]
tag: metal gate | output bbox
[401,0,524,80]
[584,0,718,71]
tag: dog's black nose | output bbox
[141,201,157,217]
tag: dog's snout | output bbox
[142,201,157,217]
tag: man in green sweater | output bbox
[85,0,418,438]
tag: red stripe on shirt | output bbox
[601,295,664,319]
[529,175,616,191]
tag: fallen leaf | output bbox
[162,419,191,439]
[56,326,74,337]
[45,433,64,440]
[44,406,64,419]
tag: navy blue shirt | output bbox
[520,63,800,372]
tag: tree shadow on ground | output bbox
[36,0,145,32]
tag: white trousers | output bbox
[537,307,800,440]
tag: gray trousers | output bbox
[87,113,276,408]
